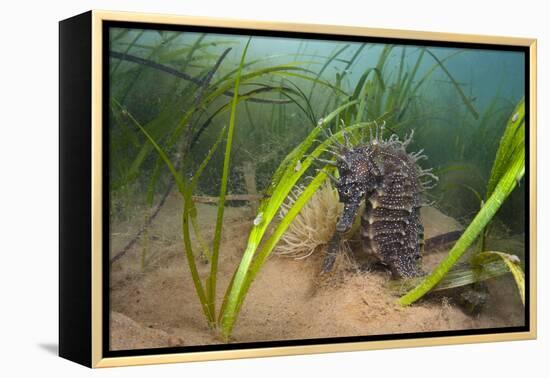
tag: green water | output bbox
[108,26,526,237]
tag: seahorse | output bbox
[320,125,438,278]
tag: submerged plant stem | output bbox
[208,38,251,323]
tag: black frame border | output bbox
[59,11,93,367]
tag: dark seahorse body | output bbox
[321,128,437,278]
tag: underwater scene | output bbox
[107,26,527,350]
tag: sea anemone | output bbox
[275,182,344,259]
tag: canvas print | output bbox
[107,25,527,352]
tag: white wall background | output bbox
[0,0,546,376]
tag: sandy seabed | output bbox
[109,191,524,350]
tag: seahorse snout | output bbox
[336,201,360,233]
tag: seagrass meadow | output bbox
[105,23,528,352]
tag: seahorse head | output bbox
[333,145,382,233]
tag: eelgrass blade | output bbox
[475,252,525,305]
[399,141,525,306]
[352,67,384,124]
[389,260,510,295]
[110,28,129,43]
[189,85,303,149]
[396,47,406,90]
[325,44,367,119]
[351,67,384,101]
[190,125,227,192]
[425,49,479,120]
[118,33,181,104]
[113,99,214,324]
[207,38,252,322]
[217,104,360,330]
[182,197,215,325]
[219,171,330,338]
[480,99,524,251]
[370,45,394,118]
[122,61,320,191]
[187,125,228,262]
[486,98,525,197]
[307,44,350,102]
[278,80,317,125]
[110,30,145,76]
[218,115,374,338]
[441,183,484,206]
[271,71,348,98]
[123,64,315,192]
[338,44,366,84]
[162,64,324,158]
[394,47,425,113]
[264,101,358,200]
